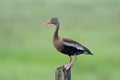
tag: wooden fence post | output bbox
[55,66,71,80]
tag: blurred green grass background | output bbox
[0,0,120,80]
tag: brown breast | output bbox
[53,38,63,52]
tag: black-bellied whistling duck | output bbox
[44,17,93,70]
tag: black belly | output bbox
[61,44,84,56]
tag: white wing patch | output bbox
[63,42,85,50]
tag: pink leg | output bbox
[64,55,77,70]
[64,56,72,69]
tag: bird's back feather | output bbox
[60,38,92,56]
